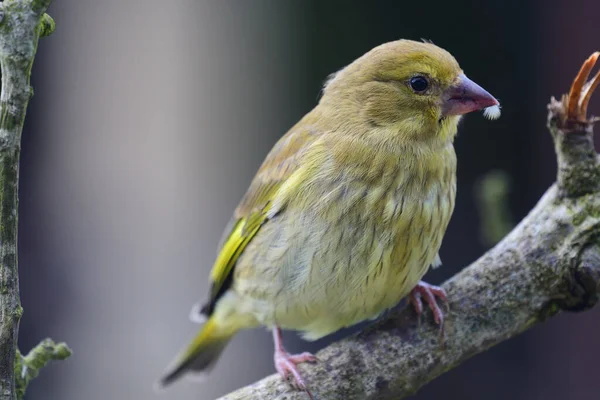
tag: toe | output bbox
[288,352,317,363]
[430,286,448,302]
[275,360,290,381]
[415,282,447,325]
[432,303,444,326]
[274,350,316,396]
[287,365,307,390]
[409,291,423,315]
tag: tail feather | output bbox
[156,317,233,389]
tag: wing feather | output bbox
[200,126,320,316]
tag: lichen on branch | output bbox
[14,339,72,400]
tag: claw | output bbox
[272,327,317,399]
[409,281,448,340]
[567,52,600,122]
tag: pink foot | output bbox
[272,327,317,399]
[409,281,448,335]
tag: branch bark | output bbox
[218,54,600,400]
[0,2,70,400]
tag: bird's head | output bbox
[321,40,499,143]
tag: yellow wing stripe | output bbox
[209,215,264,301]
[207,168,306,308]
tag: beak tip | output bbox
[488,95,500,107]
[442,74,499,117]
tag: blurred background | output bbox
[15,0,600,399]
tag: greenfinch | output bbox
[158,39,499,394]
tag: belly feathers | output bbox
[232,155,456,339]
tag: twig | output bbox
[217,54,600,400]
[14,339,71,400]
[0,2,68,400]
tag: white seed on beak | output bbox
[482,104,501,120]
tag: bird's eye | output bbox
[409,76,429,92]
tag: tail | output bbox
[155,316,234,389]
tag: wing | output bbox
[200,125,320,316]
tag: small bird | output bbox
[157,39,499,394]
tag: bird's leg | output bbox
[409,281,448,335]
[272,327,317,398]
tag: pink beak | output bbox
[441,74,498,117]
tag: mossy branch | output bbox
[217,54,600,400]
[0,2,68,400]
[14,339,72,400]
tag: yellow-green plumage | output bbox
[158,39,497,387]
